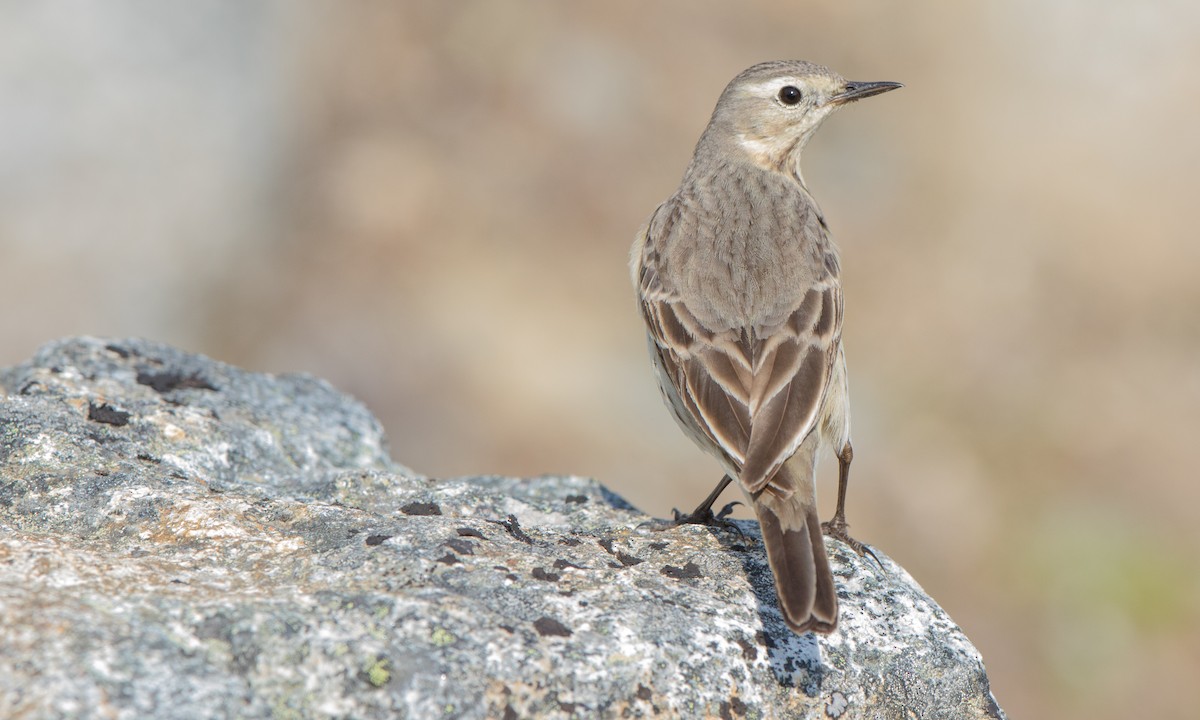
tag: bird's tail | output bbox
[752,459,838,634]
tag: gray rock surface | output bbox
[0,337,1005,719]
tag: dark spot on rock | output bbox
[558,701,576,713]
[136,370,217,394]
[531,567,560,582]
[456,527,485,539]
[552,558,585,571]
[442,538,475,555]
[647,542,668,552]
[400,501,442,516]
[365,534,392,546]
[104,343,131,358]
[756,630,774,649]
[506,573,519,581]
[436,553,459,565]
[87,402,130,427]
[729,696,747,716]
[135,452,160,464]
[598,539,641,565]
[487,514,533,544]
[636,684,652,701]
[720,701,733,720]
[661,561,703,580]
[564,494,587,504]
[502,705,517,720]
[498,624,515,634]
[729,544,748,552]
[734,635,758,661]
[597,539,644,565]
[533,616,572,637]
[616,552,644,567]
[17,380,43,395]
[558,537,581,547]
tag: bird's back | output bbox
[644,160,837,334]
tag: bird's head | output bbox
[697,60,901,179]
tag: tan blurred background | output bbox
[3,2,1198,717]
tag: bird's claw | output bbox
[821,515,882,568]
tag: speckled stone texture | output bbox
[0,337,1005,719]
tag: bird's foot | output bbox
[642,501,745,537]
[821,514,881,567]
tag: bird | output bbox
[630,60,900,634]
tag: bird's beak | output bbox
[828,80,903,106]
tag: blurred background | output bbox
[2,1,1198,717]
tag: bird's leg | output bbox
[644,474,743,535]
[824,441,854,536]
[821,441,880,564]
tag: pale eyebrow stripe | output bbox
[741,79,798,95]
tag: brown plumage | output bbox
[631,61,900,634]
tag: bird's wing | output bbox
[736,278,841,496]
[637,223,842,498]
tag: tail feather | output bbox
[754,465,837,633]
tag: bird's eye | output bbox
[778,85,803,105]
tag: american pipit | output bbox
[631,61,900,634]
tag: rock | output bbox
[0,337,1006,719]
